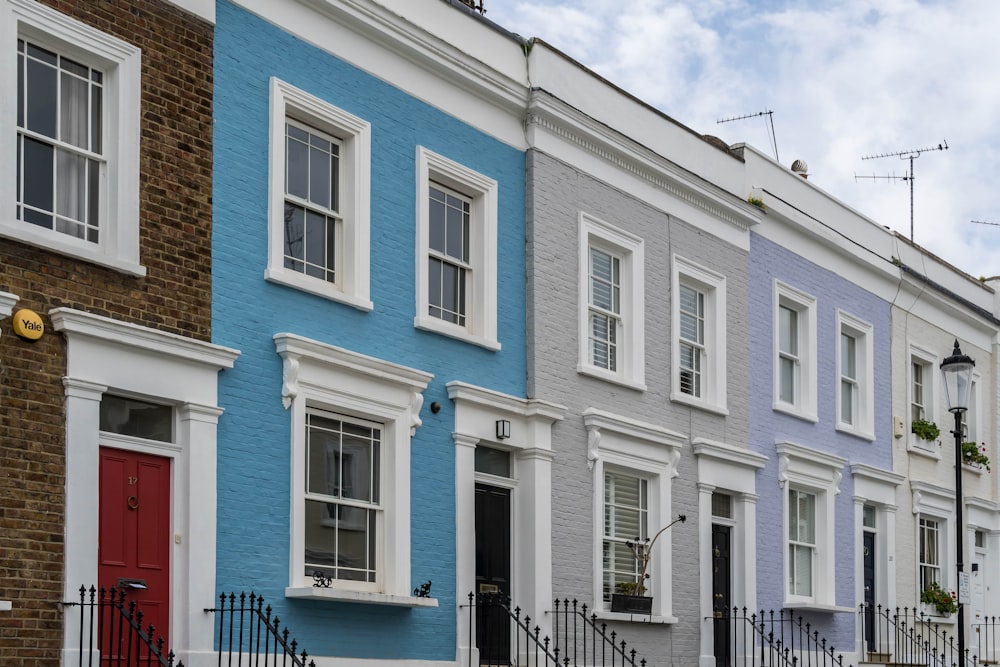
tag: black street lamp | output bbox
[941,340,975,665]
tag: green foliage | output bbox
[615,580,647,596]
[747,195,766,210]
[921,581,958,616]
[911,419,940,442]
[962,441,991,471]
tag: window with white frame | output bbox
[304,409,381,584]
[276,333,432,603]
[3,0,141,275]
[908,346,939,452]
[578,215,645,389]
[918,515,941,592]
[584,408,682,618]
[672,256,726,411]
[777,441,845,607]
[774,282,817,419]
[836,312,873,438]
[788,488,816,597]
[267,78,371,310]
[414,147,498,350]
[603,470,648,600]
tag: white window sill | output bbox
[963,462,987,475]
[0,224,145,277]
[591,609,676,624]
[835,423,875,442]
[783,601,854,613]
[414,316,500,351]
[670,391,729,416]
[773,402,819,423]
[285,587,438,608]
[908,441,941,461]
[265,268,373,312]
[577,365,646,392]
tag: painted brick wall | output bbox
[212,1,526,660]
[0,1,213,664]
[748,232,893,648]
[527,149,750,665]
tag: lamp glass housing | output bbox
[940,341,975,413]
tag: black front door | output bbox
[863,530,876,652]
[475,484,511,664]
[712,524,732,666]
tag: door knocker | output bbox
[127,496,139,510]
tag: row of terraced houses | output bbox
[2,0,999,666]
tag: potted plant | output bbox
[920,581,958,616]
[962,441,991,471]
[911,418,941,443]
[609,515,686,614]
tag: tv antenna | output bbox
[857,141,948,241]
[972,220,1000,227]
[718,110,779,162]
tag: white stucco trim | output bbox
[852,463,904,656]
[584,408,684,621]
[51,308,239,666]
[694,438,767,667]
[449,381,565,667]
[0,291,16,318]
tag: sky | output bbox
[482,0,1000,281]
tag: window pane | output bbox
[779,357,796,403]
[309,142,331,210]
[22,136,54,216]
[841,333,856,379]
[779,305,797,354]
[841,380,855,425]
[711,492,732,519]
[283,204,305,262]
[286,127,309,199]
[475,447,511,477]
[99,395,173,442]
[60,70,89,149]
[429,188,446,252]
[26,54,58,138]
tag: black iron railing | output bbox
[551,599,647,667]
[860,604,977,667]
[205,592,316,667]
[64,585,182,667]
[466,593,563,666]
[718,607,847,667]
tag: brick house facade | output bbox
[0,0,222,664]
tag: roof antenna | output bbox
[971,220,1000,227]
[718,110,779,162]
[857,141,948,241]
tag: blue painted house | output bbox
[210,1,563,664]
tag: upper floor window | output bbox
[577,214,644,390]
[414,147,498,350]
[788,488,816,598]
[908,345,940,454]
[773,282,817,420]
[2,0,142,274]
[589,246,622,372]
[836,311,873,438]
[672,256,726,413]
[267,79,372,311]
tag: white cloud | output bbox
[486,0,1000,279]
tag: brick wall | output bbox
[0,1,213,664]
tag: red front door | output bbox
[98,447,171,647]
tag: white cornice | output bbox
[693,438,768,470]
[582,407,686,449]
[0,291,16,319]
[850,463,905,487]
[446,381,566,422]
[236,0,527,142]
[50,308,240,369]
[528,92,759,234]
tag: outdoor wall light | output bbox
[495,419,510,440]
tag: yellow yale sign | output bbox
[12,309,44,341]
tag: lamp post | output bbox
[941,340,975,665]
